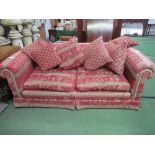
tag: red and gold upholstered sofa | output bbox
[0,42,155,110]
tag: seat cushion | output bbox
[76,67,130,92]
[23,67,77,92]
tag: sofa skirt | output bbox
[14,96,141,110]
[76,99,140,110]
[14,98,76,110]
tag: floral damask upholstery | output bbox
[126,48,155,74]
[105,41,127,75]
[112,36,139,47]
[82,36,113,70]
[124,47,155,99]
[55,37,84,69]
[22,38,61,70]
[24,67,77,92]
[0,43,154,110]
[76,67,130,92]
[0,51,34,98]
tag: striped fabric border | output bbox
[24,81,73,88]
[57,42,77,54]
[60,52,83,67]
[23,90,131,98]
[78,82,130,88]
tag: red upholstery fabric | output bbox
[14,97,75,109]
[55,37,83,69]
[23,67,77,92]
[22,90,130,100]
[112,36,139,47]
[82,36,113,70]
[126,48,155,74]
[76,67,130,92]
[105,41,127,75]
[22,38,52,58]
[76,98,141,110]
[0,51,34,97]
[1,42,154,110]
[124,48,155,99]
[22,38,61,70]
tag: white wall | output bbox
[45,19,52,39]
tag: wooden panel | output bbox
[87,19,114,42]
[0,45,20,62]
[77,19,87,42]
[38,24,46,40]
[112,19,122,39]
[50,19,58,28]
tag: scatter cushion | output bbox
[112,36,139,47]
[82,36,113,70]
[105,41,127,75]
[55,37,83,69]
[76,67,130,92]
[22,38,49,58]
[23,67,77,92]
[22,38,61,70]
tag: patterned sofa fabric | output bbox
[124,48,155,99]
[14,97,76,109]
[0,42,154,110]
[21,90,135,109]
[22,90,131,99]
[54,37,84,69]
[0,51,34,98]
[23,67,77,92]
[126,48,155,74]
[76,67,130,92]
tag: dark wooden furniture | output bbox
[77,19,87,42]
[112,19,122,39]
[0,45,20,62]
[86,19,114,42]
[48,29,77,42]
[77,19,122,42]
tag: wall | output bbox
[44,19,52,39]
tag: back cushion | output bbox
[112,36,139,47]
[105,41,127,75]
[55,37,84,69]
[82,36,113,70]
[22,38,61,70]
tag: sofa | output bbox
[0,40,155,110]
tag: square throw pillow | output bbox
[55,37,84,69]
[82,36,113,70]
[22,38,51,59]
[105,40,127,75]
[112,36,139,47]
[22,38,61,70]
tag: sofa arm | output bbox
[124,48,155,99]
[0,51,34,98]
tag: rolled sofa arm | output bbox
[0,51,34,98]
[124,47,155,99]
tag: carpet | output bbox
[0,103,8,114]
